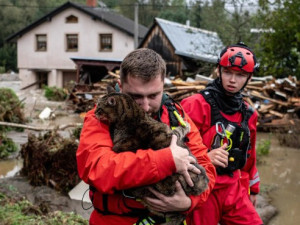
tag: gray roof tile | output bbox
[156,18,223,63]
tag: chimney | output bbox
[86,0,97,7]
[186,20,190,27]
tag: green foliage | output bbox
[43,85,67,101]
[195,0,258,46]
[256,0,300,78]
[256,138,271,156]
[0,88,25,131]
[0,192,88,225]
[0,132,18,159]
[157,0,188,25]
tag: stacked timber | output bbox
[245,76,300,131]
[66,73,300,130]
[67,75,118,113]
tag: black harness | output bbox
[200,90,254,176]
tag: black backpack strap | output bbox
[160,93,186,128]
[90,185,149,217]
[200,90,224,126]
[240,103,254,152]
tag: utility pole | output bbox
[134,3,139,49]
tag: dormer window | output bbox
[66,15,78,23]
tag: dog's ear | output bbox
[106,85,116,94]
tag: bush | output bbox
[256,138,271,156]
[0,132,17,159]
[43,86,67,101]
[0,88,25,131]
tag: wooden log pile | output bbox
[66,73,300,130]
[67,76,118,113]
[245,76,300,131]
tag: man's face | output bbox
[219,67,251,93]
[119,74,164,115]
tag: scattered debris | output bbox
[245,75,300,131]
[66,73,299,131]
[39,107,53,120]
[0,121,82,131]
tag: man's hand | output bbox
[143,181,191,213]
[170,135,201,187]
[207,143,228,168]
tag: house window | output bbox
[66,15,78,23]
[36,34,47,51]
[99,34,112,51]
[66,34,78,51]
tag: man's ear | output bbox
[117,79,122,92]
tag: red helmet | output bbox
[218,43,259,73]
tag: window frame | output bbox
[66,33,79,52]
[99,33,113,52]
[36,34,47,52]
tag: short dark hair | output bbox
[120,48,166,84]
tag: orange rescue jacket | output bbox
[76,102,216,225]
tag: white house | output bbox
[7,0,148,89]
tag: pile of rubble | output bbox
[66,73,300,131]
[245,76,300,131]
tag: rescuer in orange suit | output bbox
[76,48,216,225]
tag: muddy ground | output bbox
[0,175,277,223]
[0,176,93,220]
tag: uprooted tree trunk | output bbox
[20,131,80,194]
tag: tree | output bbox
[256,0,300,78]
[102,0,188,27]
[193,0,257,46]
[157,0,189,25]
[189,0,202,28]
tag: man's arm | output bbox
[143,113,216,214]
[76,109,177,193]
[145,181,192,213]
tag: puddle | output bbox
[0,159,23,178]
[257,132,300,225]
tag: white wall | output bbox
[17,7,136,88]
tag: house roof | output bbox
[143,18,224,63]
[6,1,148,42]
